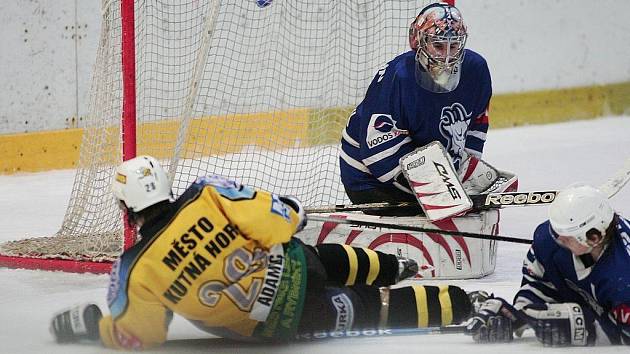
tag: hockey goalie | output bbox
[300,2,518,279]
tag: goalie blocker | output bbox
[400,142,517,220]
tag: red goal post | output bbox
[0,0,452,273]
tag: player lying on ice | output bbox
[49,155,473,350]
[465,184,630,346]
[339,2,517,217]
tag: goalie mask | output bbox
[548,183,614,251]
[112,155,172,213]
[409,2,467,93]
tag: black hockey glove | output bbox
[521,303,594,347]
[50,303,102,343]
[465,297,520,343]
[278,195,307,232]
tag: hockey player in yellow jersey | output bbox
[50,155,473,350]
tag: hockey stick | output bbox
[599,157,630,198]
[305,190,558,214]
[295,325,466,340]
[307,214,532,244]
[166,325,467,347]
[307,157,630,214]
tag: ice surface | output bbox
[1,116,629,353]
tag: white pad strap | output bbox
[400,142,472,220]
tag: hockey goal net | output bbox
[0,0,445,273]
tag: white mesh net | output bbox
[1,0,435,263]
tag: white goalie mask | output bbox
[409,2,467,93]
[111,155,172,212]
[548,183,614,249]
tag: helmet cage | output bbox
[410,4,468,92]
[416,32,467,74]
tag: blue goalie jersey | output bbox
[515,216,630,345]
[340,49,492,192]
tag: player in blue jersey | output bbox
[465,184,630,346]
[340,2,504,215]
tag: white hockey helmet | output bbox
[111,155,172,212]
[548,183,614,247]
[409,2,467,93]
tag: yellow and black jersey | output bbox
[99,176,307,350]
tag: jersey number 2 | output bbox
[198,248,265,311]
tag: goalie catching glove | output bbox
[50,303,102,343]
[465,296,594,346]
[457,154,518,195]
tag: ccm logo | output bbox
[571,305,586,342]
[484,192,556,206]
[434,162,461,200]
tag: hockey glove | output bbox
[50,303,102,343]
[465,297,520,343]
[279,195,307,232]
[521,303,594,347]
[467,290,491,313]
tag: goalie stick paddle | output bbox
[307,214,532,244]
[165,325,467,347]
[307,157,630,214]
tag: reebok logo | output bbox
[296,329,394,340]
[484,191,556,206]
